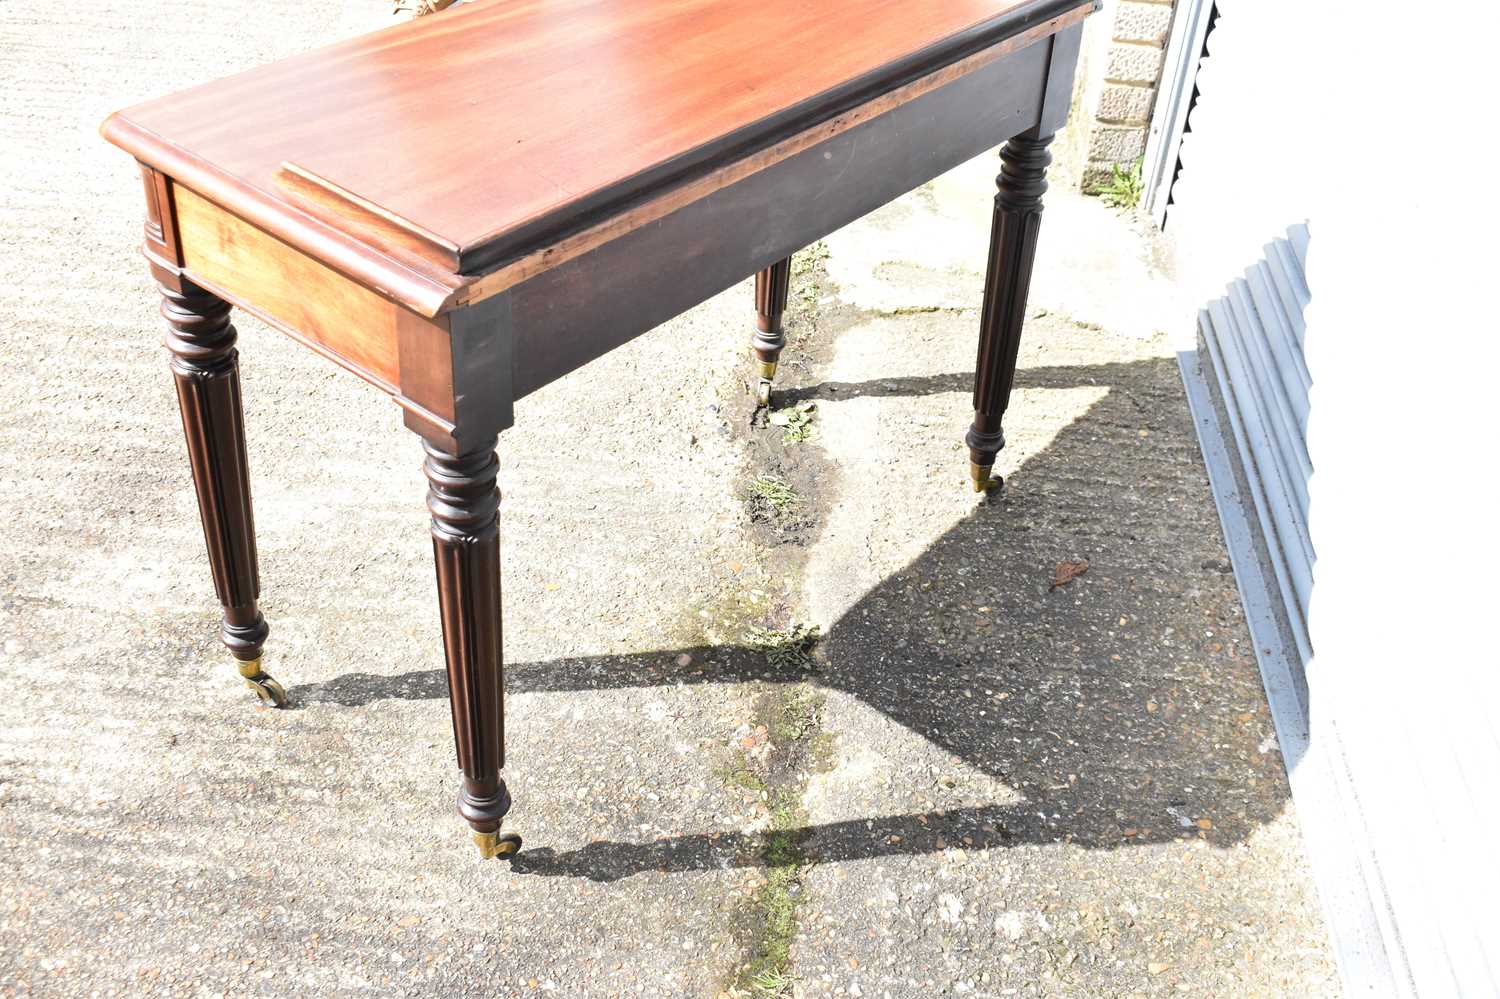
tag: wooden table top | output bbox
[104,0,1090,313]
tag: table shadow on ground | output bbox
[300,356,1290,881]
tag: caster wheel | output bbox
[247,676,289,708]
[474,830,523,860]
[237,658,289,708]
[756,379,772,408]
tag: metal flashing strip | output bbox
[1180,346,1416,997]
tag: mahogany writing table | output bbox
[101,0,1097,858]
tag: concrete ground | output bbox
[0,1,1339,996]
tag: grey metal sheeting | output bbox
[1197,224,1314,665]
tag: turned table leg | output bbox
[751,256,792,407]
[162,280,285,706]
[967,129,1054,493]
[422,438,519,859]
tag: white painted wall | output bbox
[1164,2,1500,994]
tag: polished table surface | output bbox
[103,0,1092,314]
[102,0,1096,857]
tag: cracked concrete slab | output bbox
[796,314,1335,999]
[824,154,1188,341]
[2,2,1337,996]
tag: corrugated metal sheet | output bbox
[1197,225,1314,665]
[1189,221,1500,996]
[1183,226,1422,996]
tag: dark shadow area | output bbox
[509,805,1054,883]
[771,359,1152,407]
[302,355,1288,881]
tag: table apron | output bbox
[505,34,1051,402]
[164,29,1064,452]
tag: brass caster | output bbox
[969,462,1003,494]
[237,658,289,708]
[756,378,773,408]
[474,830,523,860]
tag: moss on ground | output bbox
[723,682,830,998]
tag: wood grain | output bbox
[507,35,1049,400]
[452,4,1086,304]
[103,0,1095,315]
[423,439,512,836]
[967,130,1053,474]
[174,184,407,388]
[160,279,270,664]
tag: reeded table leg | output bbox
[163,280,285,707]
[751,256,792,407]
[422,438,520,859]
[967,130,1054,493]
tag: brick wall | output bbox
[1078,0,1175,191]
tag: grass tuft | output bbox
[791,242,830,308]
[749,966,794,997]
[743,623,820,671]
[1099,157,1144,211]
[748,475,801,513]
[726,684,827,999]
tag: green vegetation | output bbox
[749,965,794,998]
[767,402,816,444]
[744,798,804,997]
[730,684,826,998]
[791,242,830,308]
[716,761,768,793]
[1099,157,1144,211]
[748,475,801,513]
[769,684,822,743]
[743,623,820,671]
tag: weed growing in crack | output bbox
[768,402,816,444]
[729,685,825,999]
[1099,157,1144,211]
[791,241,830,309]
[749,965,794,997]
[744,847,800,998]
[748,475,801,513]
[770,685,823,742]
[716,761,768,793]
[744,623,820,671]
